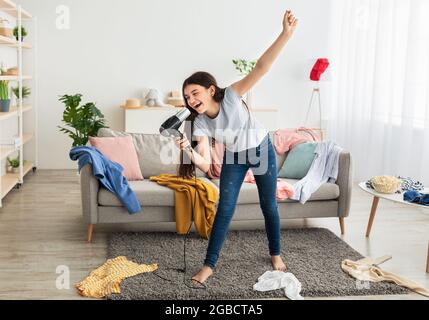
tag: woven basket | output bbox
[371,175,401,194]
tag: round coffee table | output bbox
[358,182,429,273]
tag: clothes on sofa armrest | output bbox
[149,174,219,239]
[69,146,141,214]
[291,141,343,204]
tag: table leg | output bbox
[366,196,380,237]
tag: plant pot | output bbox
[12,167,19,174]
[0,99,11,112]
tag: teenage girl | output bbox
[175,10,298,284]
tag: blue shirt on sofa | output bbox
[69,146,141,214]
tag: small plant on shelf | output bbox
[13,26,27,41]
[12,86,31,100]
[7,155,20,174]
[58,94,108,147]
[0,79,10,112]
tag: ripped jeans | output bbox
[204,134,281,269]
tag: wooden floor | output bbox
[0,170,428,300]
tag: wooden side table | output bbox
[359,182,429,273]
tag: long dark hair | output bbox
[178,72,225,178]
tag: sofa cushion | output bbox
[98,177,217,207]
[98,177,339,208]
[278,142,317,179]
[209,178,339,204]
[89,136,144,181]
[98,128,206,178]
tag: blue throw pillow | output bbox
[278,142,317,179]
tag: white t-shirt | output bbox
[193,86,268,152]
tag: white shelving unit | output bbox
[0,0,37,207]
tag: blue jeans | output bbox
[204,134,281,269]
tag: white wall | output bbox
[19,0,333,169]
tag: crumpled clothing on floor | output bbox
[253,270,304,300]
[341,255,429,298]
[76,256,158,298]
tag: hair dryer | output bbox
[159,108,192,150]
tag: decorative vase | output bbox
[0,99,11,112]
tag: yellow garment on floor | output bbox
[76,256,158,298]
[342,255,429,298]
[150,174,219,239]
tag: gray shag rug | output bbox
[106,228,408,300]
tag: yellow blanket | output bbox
[76,256,158,298]
[150,174,219,239]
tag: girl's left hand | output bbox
[282,10,298,37]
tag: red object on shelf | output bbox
[310,58,330,81]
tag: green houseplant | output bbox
[0,80,10,112]
[232,59,257,76]
[12,86,31,100]
[13,26,27,41]
[232,59,258,107]
[58,94,108,147]
[7,155,20,173]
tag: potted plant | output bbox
[13,26,27,41]
[7,156,20,174]
[0,80,10,112]
[232,59,257,107]
[58,94,108,147]
[12,86,31,100]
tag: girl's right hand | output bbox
[174,134,191,151]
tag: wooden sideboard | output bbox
[123,107,280,134]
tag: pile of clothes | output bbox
[366,176,424,194]
[366,175,428,206]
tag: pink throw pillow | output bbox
[89,136,143,181]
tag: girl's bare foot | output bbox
[271,255,287,271]
[191,266,213,285]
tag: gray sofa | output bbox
[80,128,353,242]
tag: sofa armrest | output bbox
[336,151,353,218]
[80,164,99,224]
